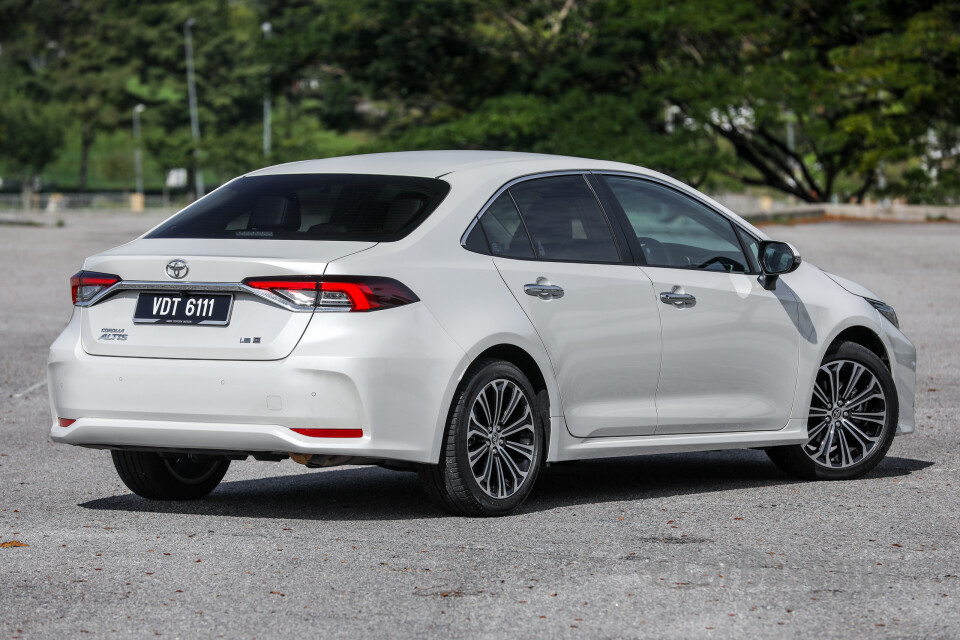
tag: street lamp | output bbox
[133,104,146,195]
[183,18,204,198]
[261,21,272,159]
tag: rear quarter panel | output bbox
[323,174,562,463]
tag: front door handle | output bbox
[525,284,565,299]
[660,291,696,307]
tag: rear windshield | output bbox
[146,174,451,241]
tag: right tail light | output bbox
[243,276,419,312]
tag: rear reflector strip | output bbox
[291,428,363,438]
[58,418,77,427]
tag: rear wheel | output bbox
[767,342,898,480]
[111,450,230,500]
[420,359,544,516]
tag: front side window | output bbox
[603,176,749,273]
[508,175,620,263]
[736,226,762,272]
[147,174,450,241]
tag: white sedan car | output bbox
[48,151,916,516]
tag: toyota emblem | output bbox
[165,259,189,279]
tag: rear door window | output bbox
[508,175,620,263]
[147,174,450,241]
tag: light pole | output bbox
[184,18,204,198]
[133,104,146,195]
[261,21,272,159]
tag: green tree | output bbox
[830,2,960,203]
[0,0,138,192]
[0,3,66,206]
[52,2,137,192]
[265,0,958,202]
[128,0,266,190]
[3,0,958,203]
[0,94,65,207]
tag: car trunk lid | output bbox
[79,238,375,360]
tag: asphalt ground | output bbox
[1,212,958,639]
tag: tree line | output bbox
[1,0,958,204]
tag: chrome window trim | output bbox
[459,170,628,265]
[76,281,346,313]
[596,170,763,241]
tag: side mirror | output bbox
[757,241,801,290]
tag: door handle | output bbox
[660,291,696,307]
[525,284,564,299]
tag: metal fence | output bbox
[0,192,187,212]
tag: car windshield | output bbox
[146,174,451,241]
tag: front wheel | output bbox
[767,342,898,480]
[111,450,230,500]
[420,359,545,516]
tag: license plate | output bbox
[133,293,233,325]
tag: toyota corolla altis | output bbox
[48,151,916,516]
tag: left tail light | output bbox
[243,276,419,312]
[70,271,121,305]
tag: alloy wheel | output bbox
[805,359,887,469]
[466,379,537,499]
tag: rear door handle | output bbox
[525,284,564,299]
[660,291,696,307]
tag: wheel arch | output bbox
[429,337,560,465]
[470,343,554,456]
[825,325,891,371]
[474,343,549,400]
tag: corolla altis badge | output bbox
[166,259,189,279]
[98,328,128,341]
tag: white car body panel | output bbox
[821,271,882,300]
[47,151,916,469]
[780,263,916,434]
[493,258,661,438]
[554,418,810,461]
[50,301,465,463]
[642,267,800,434]
[78,239,375,360]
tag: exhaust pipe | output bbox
[288,453,380,468]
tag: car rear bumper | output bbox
[50,418,389,458]
[48,304,465,464]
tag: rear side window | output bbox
[477,194,535,259]
[509,175,620,263]
[146,174,450,241]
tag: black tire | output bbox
[767,342,898,480]
[420,358,545,516]
[111,450,230,500]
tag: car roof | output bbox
[243,150,767,239]
[245,150,653,181]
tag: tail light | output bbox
[243,276,419,312]
[243,277,320,308]
[71,271,121,305]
